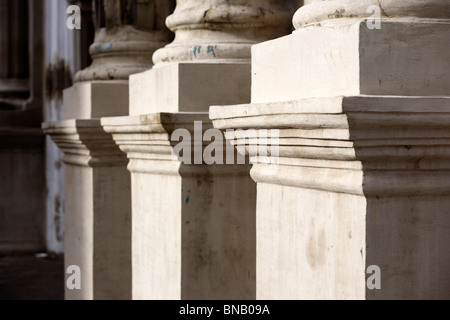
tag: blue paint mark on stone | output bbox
[193,46,202,58]
[104,43,113,51]
[207,45,217,58]
[186,221,190,225]
[93,44,102,53]
[185,190,191,204]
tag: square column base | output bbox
[252,18,450,103]
[102,113,257,300]
[211,95,450,299]
[255,183,450,299]
[62,80,129,120]
[130,62,251,115]
[43,119,131,300]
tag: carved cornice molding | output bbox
[102,112,252,176]
[211,95,450,196]
[153,0,296,65]
[293,0,450,29]
[42,119,127,167]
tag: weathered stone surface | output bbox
[252,19,450,103]
[153,0,297,65]
[75,0,175,81]
[62,81,129,120]
[131,0,297,115]
[130,63,251,115]
[42,119,131,300]
[104,1,297,300]
[211,95,450,299]
[102,113,256,300]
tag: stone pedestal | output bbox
[43,0,175,300]
[63,81,129,119]
[252,19,450,103]
[46,81,131,300]
[102,113,256,299]
[212,96,450,299]
[43,118,131,300]
[102,0,297,299]
[211,0,450,299]
[130,62,251,115]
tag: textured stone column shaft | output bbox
[253,0,450,103]
[212,96,450,300]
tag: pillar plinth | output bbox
[102,0,296,300]
[102,113,256,300]
[42,119,131,300]
[253,1,450,103]
[211,0,450,299]
[212,96,450,300]
[43,0,175,300]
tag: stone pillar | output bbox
[75,0,174,81]
[102,0,297,300]
[102,114,256,300]
[211,0,450,299]
[43,0,175,300]
[130,0,296,115]
[42,119,131,300]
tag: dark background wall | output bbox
[0,0,46,253]
[0,0,93,254]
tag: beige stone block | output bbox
[102,113,257,300]
[63,165,93,300]
[130,169,256,300]
[63,165,132,300]
[255,182,450,300]
[365,196,450,300]
[256,184,366,300]
[212,95,450,299]
[252,19,450,103]
[43,119,131,300]
[62,81,129,120]
[130,63,251,115]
